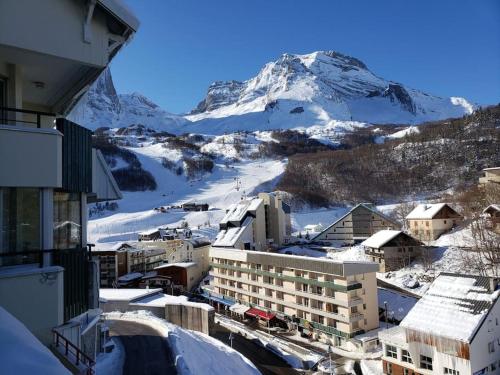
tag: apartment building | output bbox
[379,273,500,375]
[0,0,137,368]
[93,244,131,287]
[361,230,423,272]
[313,203,400,245]
[479,167,500,185]
[406,203,463,241]
[210,247,379,346]
[214,192,291,251]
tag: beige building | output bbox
[0,0,137,370]
[479,167,500,185]
[214,192,291,251]
[361,230,423,272]
[209,247,379,346]
[406,203,463,241]
[313,203,400,245]
[483,204,500,233]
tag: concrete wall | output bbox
[165,304,214,335]
[0,266,64,344]
[470,298,500,374]
[0,126,62,187]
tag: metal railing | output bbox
[0,106,55,128]
[53,329,95,374]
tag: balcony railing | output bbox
[0,247,91,321]
[0,106,55,128]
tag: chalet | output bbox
[406,203,463,241]
[379,273,500,375]
[479,167,500,185]
[361,230,423,272]
[312,203,400,245]
[182,202,209,211]
[483,204,500,233]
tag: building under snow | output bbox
[312,203,400,245]
[361,230,423,272]
[379,273,500,375]
[213,192,291,251]
[406,203,463,241]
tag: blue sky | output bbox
[111,0,500,114]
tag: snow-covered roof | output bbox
[99,288,162,302]
[483,167,500,171]
[400,273,498,342]
[313,203,398,240]
[361,230,403,249]
[155,262,197,270]
[214,216,254,247]
[406,203,460,220]
[130,293,214,311]
[483,204,500,214]
[0,307,70,375]
[220,198,262,224]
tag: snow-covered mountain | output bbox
[185,51,475,133]
[69,69,187,132]
[71,50,475,135]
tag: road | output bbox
[107,320,178,375]
[211,323,302,375]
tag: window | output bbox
[402,350,412,363]
[0,188,41,266]
[488,341,495,353]
[53,192,81,249]
[444,220,447,224]
[386,363,393,374]
[385,345,397,359]
[444,368,459,375]
[420,355,433,370]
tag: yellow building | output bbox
[406,203,463,241]
[209,247,379,346]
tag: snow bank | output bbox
[0,307,70,375]
[360,359,383,375]
[95,337,124,375]
[105,310,260,375]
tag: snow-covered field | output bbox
[88,136,285,248]
[105,310,260,375]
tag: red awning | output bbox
[245,308,276,321]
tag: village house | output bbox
[483,204,500,233]
[361,230,423,272]
[406,203,463,241]
[209,247,380,347]
[479,167,500,185]
[312,203,400,245]
[379,273,500,375]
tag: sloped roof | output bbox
[361,230,403,249]
[220,199,262,224]
[483,204,500,214]
[312,203,399,240]
[406,203,460,220]
[214,216,254,247]
[401,273,498,342]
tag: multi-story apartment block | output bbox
[313,203,400,245]
[379,273,500,375]
[361,230,423,272]
[93,244,131,287]
[210,247,379,346]
[0,0,137,368]
[406,203,463,241]
[214,192,291,251]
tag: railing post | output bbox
[37,113,41,128]
[65,339,68,356]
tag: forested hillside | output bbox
[278,105,500,206]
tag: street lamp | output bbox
[229,332,234,348]
[384,301,388,329]
[327,344,333,375]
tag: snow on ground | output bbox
[95,337,124,375]
[327,245,370,262]
[88,141,285,248]
[360,359,383,375]
[0,307,70,375]
[105,310,261,375]
[291,207,347,233]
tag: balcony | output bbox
[0,107,62,187]
[0,247,92,336]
